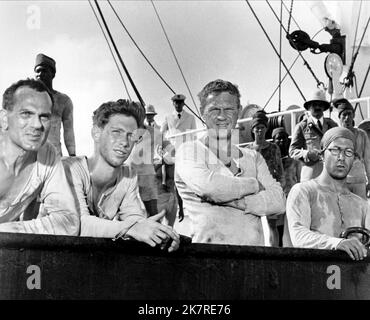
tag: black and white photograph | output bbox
[0,0,370,308]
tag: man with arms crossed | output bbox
[285,127,370,260]
[175,79,285,245]
[0,79,79,235]
[63,99,179,251]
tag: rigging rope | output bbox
[106,0,205,124]
[278,1,283,112]
[93,0,145,107]
[263,27,324,109]
[351,1,363,62]
[282,0,300,30]
[246,0,306,102]
[88,0,132,101]
[354,61,370,119]
[286,0,294,35]
[346,16,370,86]
[150,0,202,118]
[266,1,324,89]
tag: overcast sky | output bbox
[0,1,369,155]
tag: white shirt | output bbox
[175,139,286,245]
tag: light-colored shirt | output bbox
[0,142,79,235]
[62,156,146,238]
[48,90,76,156]
[175,139,286,245]
[284,179,370,249]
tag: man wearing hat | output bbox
[161,94,196,144]
[160,94,196,194]
[34,53,76,156]
[289,89,337,181]
[334,98,370,199]
[144,104,160,129]
[285,127,370,261]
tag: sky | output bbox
[0,0,369,155]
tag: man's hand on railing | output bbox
[336,238,367,261]
[125,210,180,252]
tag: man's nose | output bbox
[217,108,226,119]
[30,116,43,129]
[337,151,346,160]
[117,133,130,146]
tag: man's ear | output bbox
[319,150,324,162]
[0,109,8,131]
[91,125,102,142]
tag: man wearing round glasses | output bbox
[285,127,370,260]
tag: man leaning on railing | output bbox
[0,79,79,235]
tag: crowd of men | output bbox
[0,53,370,260]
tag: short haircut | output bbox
[92,99,145,128]
[198,79,241,114]
[2,78,54,111]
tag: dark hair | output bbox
[198,79,241,114]
[92,99,145,128]
[2,78,54,111]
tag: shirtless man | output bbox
[0,79,79,234]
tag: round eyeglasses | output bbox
[327,147,355,158]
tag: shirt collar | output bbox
[312,116,323,126]
[173,110,184,117]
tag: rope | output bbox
[278,1,283,112]
[263,27,324,109]
[263,55,300,109]
[346,16,370,85]
[150,0,202,118]
[246,0,306,101]
[351,1,363,62]
[282,0,300,30]
[93,0,145,107]
[88,1,132,100]
[266,1,324,88]
[286,0,294,35]
[354,75,365,120]
[107,0,205,124]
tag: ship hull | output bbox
[0,233,369,300]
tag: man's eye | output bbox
[20,111,32,117]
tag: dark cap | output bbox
[251,110,268,130]
[332,98,354,117]
[272,127,288,139]
[171,94,186,101]
[34,53,56,73]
